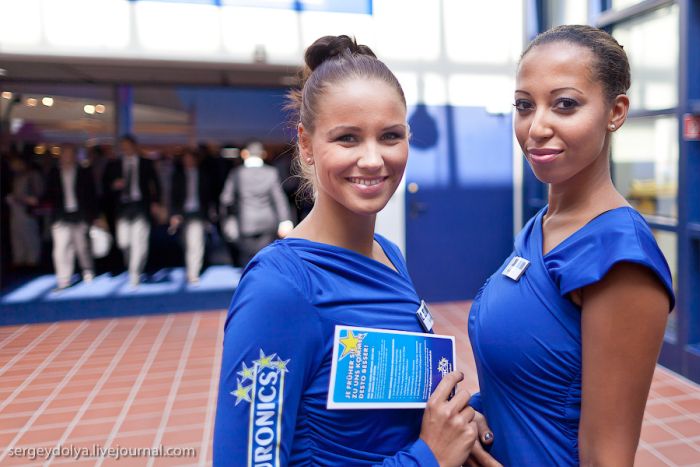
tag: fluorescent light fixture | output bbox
[137,2,219,54]
[0,0,42,46]
[221,7,299,63]
[444,0,522,65]
[44,0,129,49]
[373,0,439,61]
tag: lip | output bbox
[527,148,563,164]
[346,176,389,194]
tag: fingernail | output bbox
[483,432,493,442]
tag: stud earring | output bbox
[609,123,616,131]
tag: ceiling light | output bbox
[34,144,46,155]
[42,97,54,107]
[1,92,12,99]
[50,146,61,156]
[84,104,95,114]
[26,98,38,107]
[95,104,105,114]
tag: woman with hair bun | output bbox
[214,35,497,466]
[468,25,675,465]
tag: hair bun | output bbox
[304,35,376,72]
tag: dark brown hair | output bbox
[286,35,406,195]
[521,24,631,102]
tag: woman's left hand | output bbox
[465,411,501,467]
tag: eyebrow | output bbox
[514,87,584,95]
[327,124,407,134]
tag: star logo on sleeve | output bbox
[232,378,252,405]
[254,349,277,369]
[237,361,255,382]
[232,349,290,407]
[274,357,290,373]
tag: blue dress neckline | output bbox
[539,205,635,259]
[280,234,407,280]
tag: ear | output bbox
[298,123,313,161]
[608,94,629,132]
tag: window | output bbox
[612,4,679,111]
[612,115,678,219]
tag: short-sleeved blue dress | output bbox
[468,206,675,466]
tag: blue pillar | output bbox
[115,85,133,138]
[678,0,700,363]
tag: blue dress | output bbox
[213,234,438,466]
[468,206,674,466]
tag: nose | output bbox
[356,142,384,171]
[528,108,554,142]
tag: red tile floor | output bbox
[0,303,698,466]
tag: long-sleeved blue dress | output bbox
[214,234,438,466]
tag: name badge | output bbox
[416,300,434,332]
[502,256,530,281]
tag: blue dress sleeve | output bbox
[213,258,325,466]
[468,392,483,412]
[547,209,675,310]
[376,439,439,467]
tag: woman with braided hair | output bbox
[214,35,498,466]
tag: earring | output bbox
[609,123,616,131]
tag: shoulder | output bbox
[550,207,674,308]
[238,241,313,300]
[226,242,318,330]
[260,165,281,180]
[375,233,403,258]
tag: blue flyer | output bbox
[327,325,455,409]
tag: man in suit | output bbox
[169,148,213,284]
[220,141,292,266]
[102,134,161,287]
[45,144,98,289]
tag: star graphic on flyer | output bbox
[274,357,290,373]
[231,378,252,405]
[437,357,450,376]
[254,349,277,369]
[339,330,364,359]
[237,361,255,382]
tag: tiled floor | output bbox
[0,303,698,466]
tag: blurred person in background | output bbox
[219,140,292,266]
[169,147,214,284]
[44,143,97,289]
[6,153,44,269]
[102,134,161,288]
